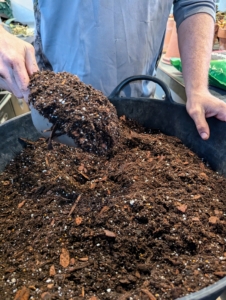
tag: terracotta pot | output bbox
[217,27,226,50]
[218,27,226,38]
[162,21,180,65]
[163,16,174,53]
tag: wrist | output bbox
[185,86,209,100]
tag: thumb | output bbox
[188,108,210,140]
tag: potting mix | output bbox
[0,71,225,300]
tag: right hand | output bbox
[0,25,39,102]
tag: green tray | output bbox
[170,58,226,91]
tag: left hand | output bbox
[186,90,226,140]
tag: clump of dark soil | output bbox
[0,118,226,300]
[28,71,120,155]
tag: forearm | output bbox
[177,13,214,98]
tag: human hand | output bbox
[0,25,39,102]
[186,90,226,140]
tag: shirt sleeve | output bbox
[173,0,216,29]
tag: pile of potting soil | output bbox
[28,71,120,155]
[0,117,226,300]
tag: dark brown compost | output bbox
[0,72,226,300]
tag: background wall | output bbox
[217,0,226,11]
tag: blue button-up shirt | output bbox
[34,0,215,96]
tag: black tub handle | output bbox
[108,75,174,104]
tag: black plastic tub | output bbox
[0,76,226,300]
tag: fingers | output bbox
[25,44,39,76]
[187,106,210,140]
[0,67,22,98]
[12,44,39,100]
[0,48,37,101]
[0,51,30,98]
[12,57,30,98]
[187,95,226,140]
[0,28,38,99]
